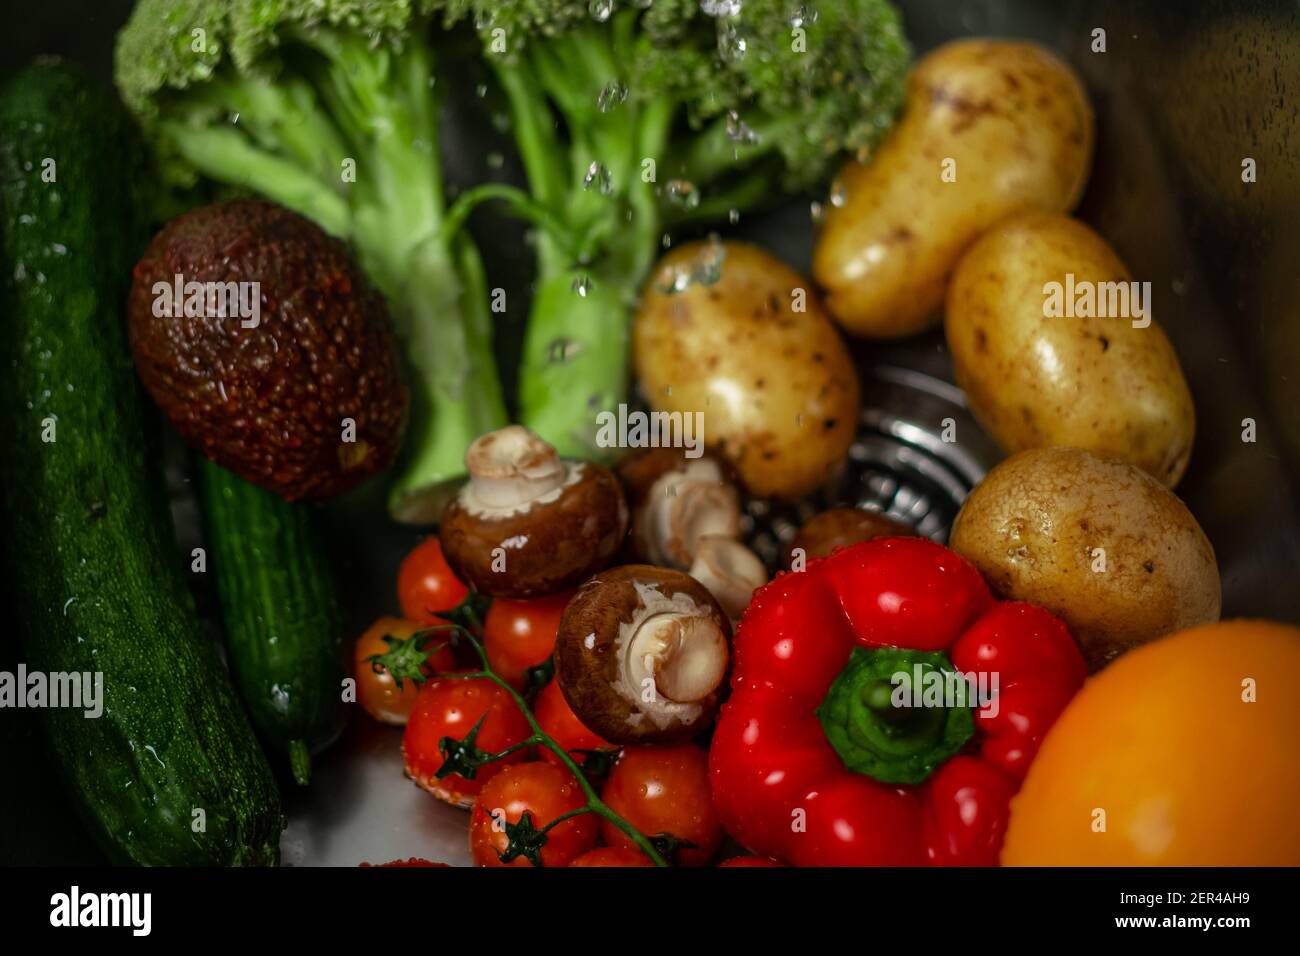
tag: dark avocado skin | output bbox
[128,198,407,501]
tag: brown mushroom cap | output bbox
[785,508,916,568]
[439,427,628,598]
[554,565,731,746]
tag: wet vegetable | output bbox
[950,447,1221,670]
[635,241,860,499]
[946,213,1195,487]
[814,39,1093,338]
[129,199,407,501]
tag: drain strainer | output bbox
[743,366,1002,568]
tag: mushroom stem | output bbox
[628,612,728,704]
[463,425,568,511]
[689,535,768,621]
[641,459,740,568]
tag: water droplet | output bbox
[702,0,745,16]
[572,275,593,297]
[717,22,749,63]
[664,179,700,210]
[810,200,825,223]
[589,0,614,22]
[548,338,584,363]
[583,161,613,194]
[597,80,629,112]
[475,83,488,99]
[229,112,240,125]
[829,180,848,208]
[789,4,819,28]
[725,110,760,145]
[486,152,505,170]
[728,208,741,224]
[656,235,727,294]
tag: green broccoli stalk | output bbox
[441,0,910,457]
[115,0,508,523]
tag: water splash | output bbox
[598,80,629,112]
[583,161,613,194]
[664,179,701,210]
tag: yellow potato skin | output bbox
[949,447,1220,671]
[633,241,859,500]
[1002,620,1300,866]
[814,39,1094,339]
[946,213,1195,487]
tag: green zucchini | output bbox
[0,62,282,865]
[197,457,348,786]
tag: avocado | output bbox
[128,199,408,501]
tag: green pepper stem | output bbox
[818,647,975,786]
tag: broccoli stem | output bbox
[490,28,675,456]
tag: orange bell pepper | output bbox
[1002,619,1300,865]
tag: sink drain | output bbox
[743,366,1001,568]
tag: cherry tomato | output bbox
[402,675,532,806]
[398,537,469,624]
[483,592,572,690]
[568,847,652,867]
[535,679,616,767]
[359,858,449,868]
[717,856,783,867]
[355,617,456,725]
[600,745,723,867]
[469,763,597,867]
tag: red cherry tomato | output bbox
[402,675,532,806]
[600,745,723,867]
[398,537,469,624]
[534,679,616,767]
[469,763,597,867]
[483,592,572,690]
[359,858,450,868]
[717,856,783,867]
[568,847,652,867]
[355,617,456,725]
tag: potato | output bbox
[813,39,1093,339]
[950,447,1220,671]
[633,241,859,499]
[946,213,1195,487]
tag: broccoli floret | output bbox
[116,0,507,522]
[441,0,910,456]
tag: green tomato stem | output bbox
[457,633,670,867]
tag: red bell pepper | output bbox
[709,537,1086,866]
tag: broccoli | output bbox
[440,0,910,457]
[115,0,508,522]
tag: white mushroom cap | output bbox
[460,425,577,517]
[639,458,741,568]
[689,535,768,621]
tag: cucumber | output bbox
[197,457,348,786]
[0,62,282,865]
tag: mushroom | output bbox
[784,508,916,569]
[617,450,741,568]
[688,535,768,621]
[439,426,628,598]
[554,565,731,745]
